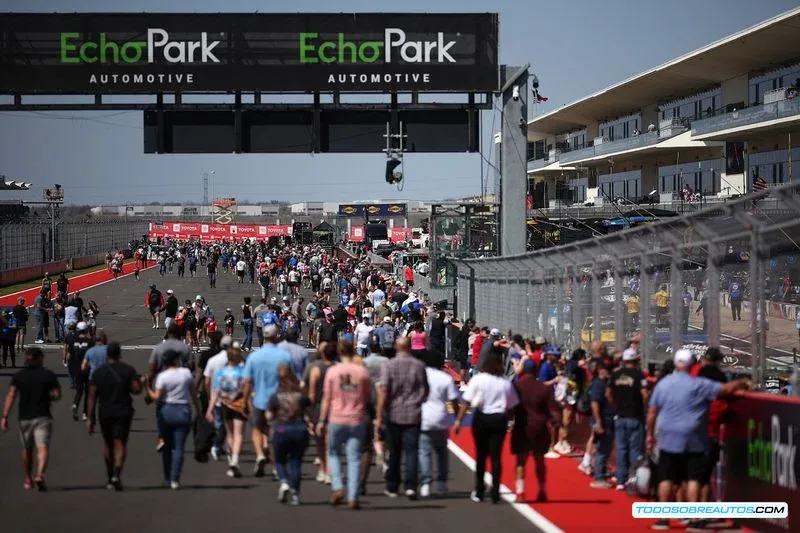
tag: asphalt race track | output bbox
[0,266,542,533]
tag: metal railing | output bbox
[692,95,800,136]
[449,181,800,390]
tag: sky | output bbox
[1,0,798,206]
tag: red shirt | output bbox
[691,363,728,439]
[471,335,485,366]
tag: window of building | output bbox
[659,89,721,121]
[749,63,800,105]
[658,158,723,195]
[598,170,641,201]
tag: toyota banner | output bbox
[0,13,499,93]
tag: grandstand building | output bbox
[527,7,800,220]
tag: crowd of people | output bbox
[0,237,756,531]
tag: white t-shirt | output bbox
[154,367,194,405]
[371,289,386,307]
[353,323,374,349]
[461,373,519,415]
[203,350,230,405]
[236,260,246,272]
[422,367,459,431]
[64,305,79,325]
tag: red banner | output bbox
[349,225,365,242]
[389,227,413,243]
[149,221,291,242]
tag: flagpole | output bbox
[790,132,793,182]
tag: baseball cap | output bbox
[150,283,157,289]
[167,289,174,294]
[622,348,640,361]
[383,316,392,323]
[534,336,546,345]
[76,321,88,331]
[230,341,242,350]
[489,328,501,337]
[674,348,694,368]
[521,359,537,375]
[220,335,233,349]
[195,294,203,301]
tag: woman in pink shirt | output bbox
[409,321,427,359]
[316,341,372,510]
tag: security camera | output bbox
[518,117,526,126]
[512,85,520,101]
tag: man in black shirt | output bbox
[207,260,217,289]
[87,342,141,491]
[606,347,648,490]
[162,289,179,330]
[1,347,61,491]
[12,297,28,352]
[62,322,94,420]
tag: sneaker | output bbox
[80,413,88,422]
[72,404,79,421]
[330,488,345,506]
[156,439,165,452]
[554,441,572,455]
[170,481,180,490]
[253,456,267,477]
[544,451,560,459]
[470,491,483,503]
[111,477,123,491]
[383,490,398,498]
[289,492,300,506]
[577,462,592,475]
[152,325,157,329]
[278,482,290,503]
[405,488,417,500]
[436,482,448,495]
[226,466,241,478]
[419,484,431,498]
[323,473,331,485]
[347,501,361,510]
[615,484,625,491]
[23,478,33,490]
[536,492,548,503]
[106,481,115,491]
[651,519,670,531]
[590,480,612,489]
[35,339,45,344]
[313,457,321,466]
[34,475,47,492]
[210,447,220,461]
[315,470,326,483]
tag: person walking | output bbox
[86,342,142,491]
[145,284,164,330]
[146,349,200,489]
[418,351,459,498]
[318,341,372,509]
[241,297,254,351]
[376,336,429,499]
[206,342,247,478]
[63,322,93,421]
[1,347,61,491]
[511,359,558,502]
[268,363,312,506]
[454,350,519,504]
[305,341,337,484]
[607,347,648,491]
[242,325,292,477]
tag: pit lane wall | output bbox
[724,391,800,532]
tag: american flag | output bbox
[753,175,768,192]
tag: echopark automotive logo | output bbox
[60,29,221,87]
[299,28,459,87]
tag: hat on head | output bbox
[76,321,88,332]
[226,307,231,312]
[489,328,501,337]
[283,296,290,301]
[167,289,174,294]
[150,283,157,289]
[270,297,277,304]
[544,344,560,356]
[383,316,392,323]
[521,359,537,375]
[622,348,640,361]
[535,336,546,345]
[220,335,233,349]
[230,341,242,350]
[674,348,694,368]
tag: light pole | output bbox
[203,170,215,222]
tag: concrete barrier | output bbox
[0,260,69,287]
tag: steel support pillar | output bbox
[499,65,529,256]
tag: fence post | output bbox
[556,265,565,346]
[749,234,762,389]
[670,247,683,353]
[614,259,624,352]
[706,242,721,353]
[592,261,601,344]
[640,252,652,370]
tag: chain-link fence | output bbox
[0,218,150,271]
[449,181,800,391]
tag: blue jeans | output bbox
[386,423,421,493]
[273,422,309,492]
[208,272,216,288]
[328,423,366,502]
[255,327,264,347]
[35,315,45,341]
[53,316,65,342]
[241,318,253,350]
[593,421,614,481]
[159,263,166,276]
[212,405,226,455]
[419,429,449,486]
[158,404,191,483]
[615,417,644,485]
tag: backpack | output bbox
[730,283,742,300]
[149,291,161,307]
[380,326,396,349]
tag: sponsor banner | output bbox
[339,204,365,217]
[389,227,413,243]
[149,221,290,241]
[724,392,800,532]
[349,225,365,242]
[339,203,407,218]
[0,13,498,94]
